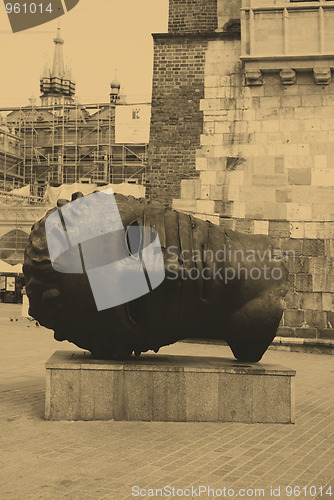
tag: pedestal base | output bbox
[45,351,295,423]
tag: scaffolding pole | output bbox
[0,102,148,191]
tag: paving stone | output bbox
[0,304,333,499]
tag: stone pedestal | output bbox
[45,351,295,423]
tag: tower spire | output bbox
[39,25,76,109]
[52,24,65,79]
[110,69,121,104]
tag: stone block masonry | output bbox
[148,0,334,343]
[45,351,295,424]
[172,43,334,341]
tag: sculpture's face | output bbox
[24,192,288,362]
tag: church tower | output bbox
[40,27,76,108]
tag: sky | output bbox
[0,0,168,107]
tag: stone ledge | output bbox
[181,337,334,355]
[153,31,241,42]
[271,337,334,355]
[274,336,334,347]
[45,351,295,423]
[242,55,334,86]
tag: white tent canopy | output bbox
[8,185,31,197]
[11,263,23,274]
[44,182,145,204]
[0,260,23,274]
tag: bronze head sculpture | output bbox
[24,191,288,362]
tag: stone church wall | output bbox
[148,0,334,343]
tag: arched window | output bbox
[0,230,29,264]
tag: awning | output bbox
[0,259,23,274]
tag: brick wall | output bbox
[168,0,218,34]
[146,35,207,203]
[147,0,242,203]
[147,31,240,204]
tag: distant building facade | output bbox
[148,0,334,343]
[0,28,150,265]
[0,122,23,190]
[1,28,149,194]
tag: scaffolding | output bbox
[0,127,24,191]
[0,102,148,199]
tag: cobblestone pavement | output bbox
[0,304,333,500]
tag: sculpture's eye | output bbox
[125,222,142,259]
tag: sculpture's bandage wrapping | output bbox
[24,194,288,362]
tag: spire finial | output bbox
[54,21,64,45]
[111,69,121,88]
[110,70,121,104]
[52,23,65,77]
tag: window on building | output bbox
[0,229,29,263]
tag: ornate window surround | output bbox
[241,0,334,84]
